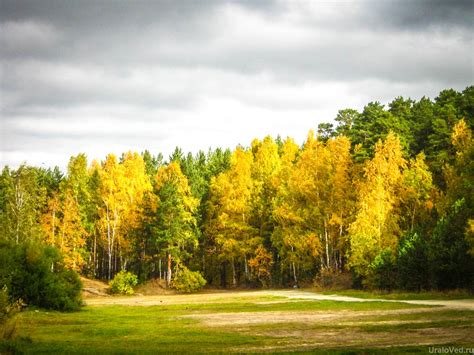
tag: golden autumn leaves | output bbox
[39,119,471,284]
[41,153,197,279]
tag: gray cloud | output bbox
[370,0,473,30]
[0,0,472,169]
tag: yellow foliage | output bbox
[451,119,472,154]
[466,219,474,257]
[273,134,353,273]
[96,152,154,277]
[206,147,257,271]
[348,132,406,277]
[42,190,88,271]
[401,153,435,231]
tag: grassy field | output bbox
[1,291,473,354]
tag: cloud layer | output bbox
[1,0,472,169]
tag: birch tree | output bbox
[348,132,406,277]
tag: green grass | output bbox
[115,298,432,314]
[1,294,471,354]
[320,289,474,300]
[4,306,265,354]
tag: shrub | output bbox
[109,271,138,295]
[0,287,24,341]
[171,265,206,293]
[0,241,82,312]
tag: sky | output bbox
[1,0,473,170]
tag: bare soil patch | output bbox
[237,326,473,352]
[182,307,436,326]
[81,277,110,298]
[135,278,176,296]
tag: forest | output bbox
[1,86,473,308]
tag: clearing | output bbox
[85,289,474,310]
[2,288,473,353]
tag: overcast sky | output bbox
[1,0,473,170]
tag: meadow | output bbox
[2,290,473,354]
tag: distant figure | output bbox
[293,284,299,289]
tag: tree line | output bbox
[1,86,473,291]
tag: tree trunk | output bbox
[324,223,330,270]
[105,203,112,280]
[167,253,172,286]
[93,233,97,278]
[159,258,162,280]
[338,218,343,271]
[111,208,118,278]
[232,257,237,287]
[119,246,124,271]
[244,255,248,280]
[292,262,298,285]
[114,243,118,276]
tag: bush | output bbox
[0,241,82,311]
[0,287,24,341]
[109,271,138,295]
[171,265,206,293]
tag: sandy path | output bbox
[268,290,474,310]
[85,289,474,310]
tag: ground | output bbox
[2,285,473,354]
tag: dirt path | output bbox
[267,290,474,310]
[85,289,474,310]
